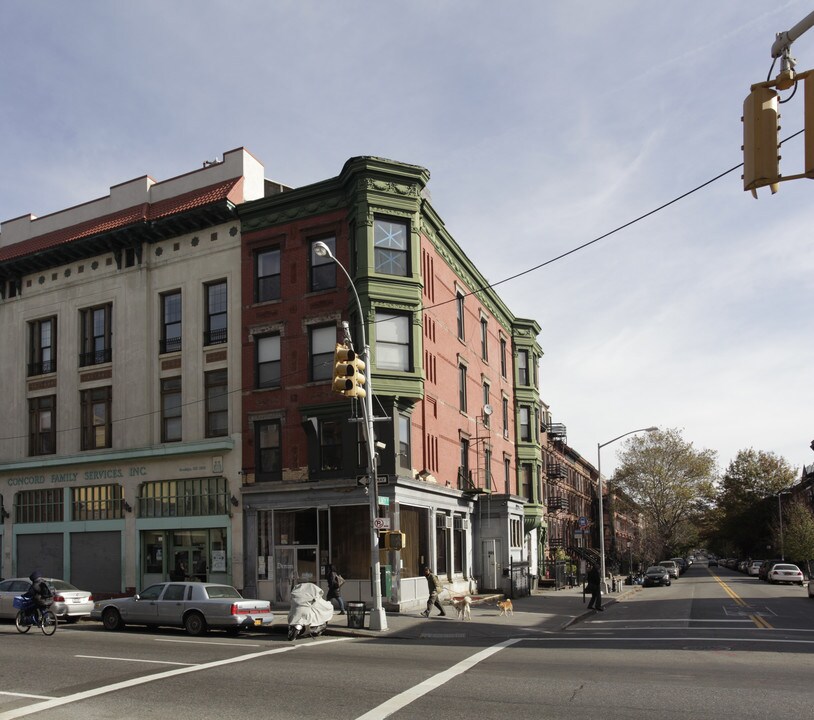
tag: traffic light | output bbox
[332,343,367,398]
[382,531,405,551]
[742,86,780,197]
[805,75,814,176]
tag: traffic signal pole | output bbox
[314,240,387,631]
[743,10,814,196]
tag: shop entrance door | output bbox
[171,546,205,582]
[274,546,318,603]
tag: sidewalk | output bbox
[324,580,643,640]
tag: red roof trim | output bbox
[0,178,241,263]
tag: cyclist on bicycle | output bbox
[23,570,52,622]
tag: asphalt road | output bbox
[1,565,812,720]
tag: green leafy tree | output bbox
[771,497,814,569]
[612,428,717,557]
[716,449,797,557]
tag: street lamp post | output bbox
[314,241,387,631]
[597,427,657,592]
[777,490,791,561]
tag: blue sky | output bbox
[2,1,813,477]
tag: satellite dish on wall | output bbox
[482,404,493,416]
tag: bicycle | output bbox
[13,596,57,636]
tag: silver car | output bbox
[0,577,94,622]
[90,581,274,636]
[659,560,680,579]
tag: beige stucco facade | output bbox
[0,148,262,594]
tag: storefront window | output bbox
[14,488,64,524]
[329,505,369,578]
[257,510,272,580]
[453,516,464,574]
[143,530,164,574]
[141,528,228,583]
[275,509,317,545]
[72,484,123,521]
[400,505,430,578]
[436,513,448,576]
[138,477,229,517]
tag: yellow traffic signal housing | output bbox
[382,531,405,551]
[806,75,814,176]
[743,86,780,196]
[332,344,367,398]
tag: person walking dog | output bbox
[420,566,446,617]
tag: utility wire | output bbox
[2,136,803,445]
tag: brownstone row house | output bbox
[0,148,616,609]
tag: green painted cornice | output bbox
[238,156,430,232]
[512,317,542,354]
[524,503,545,532]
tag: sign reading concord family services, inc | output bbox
[5,465,149,487]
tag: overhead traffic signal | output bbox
[332,343,367,398]
[742,86,781,196]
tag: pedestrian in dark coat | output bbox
[326,564,346,614]
[586,563,604,611]
[420,566,446,617]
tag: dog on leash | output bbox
[496,598,513,616]
[452,595,472,621]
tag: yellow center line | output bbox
[710,570,771,628]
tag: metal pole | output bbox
[596,427,658,594]
[314,242,386,631]
[778,493,785,562]
[596,443,607,593]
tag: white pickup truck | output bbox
[90,581,274,636]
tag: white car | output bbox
[0,577,94,622]
[766,563,804,585]
[747,560,763,576]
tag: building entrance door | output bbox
[171,546,205,582]
[274,546,318,603]
[481,539,500,591]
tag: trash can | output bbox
[346,601,366,629]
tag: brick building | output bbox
[237,156,546,610]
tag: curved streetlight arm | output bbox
[599,426,659,451]
[596,426,658,593]
[314,241,367,350]
[312,240,386,631]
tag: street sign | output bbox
[373,517,391,530]
[378,496,390,506]
[578,516,588,527]
[574,530,585,537]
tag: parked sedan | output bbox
[0,577,94,622]
[747,560,763,576]
[658,560,680,579]
[90,581,273,636]
[758,559,784,581]
[643,566,672,587]
[766,563,805,585]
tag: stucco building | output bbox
[0,148,263,594]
